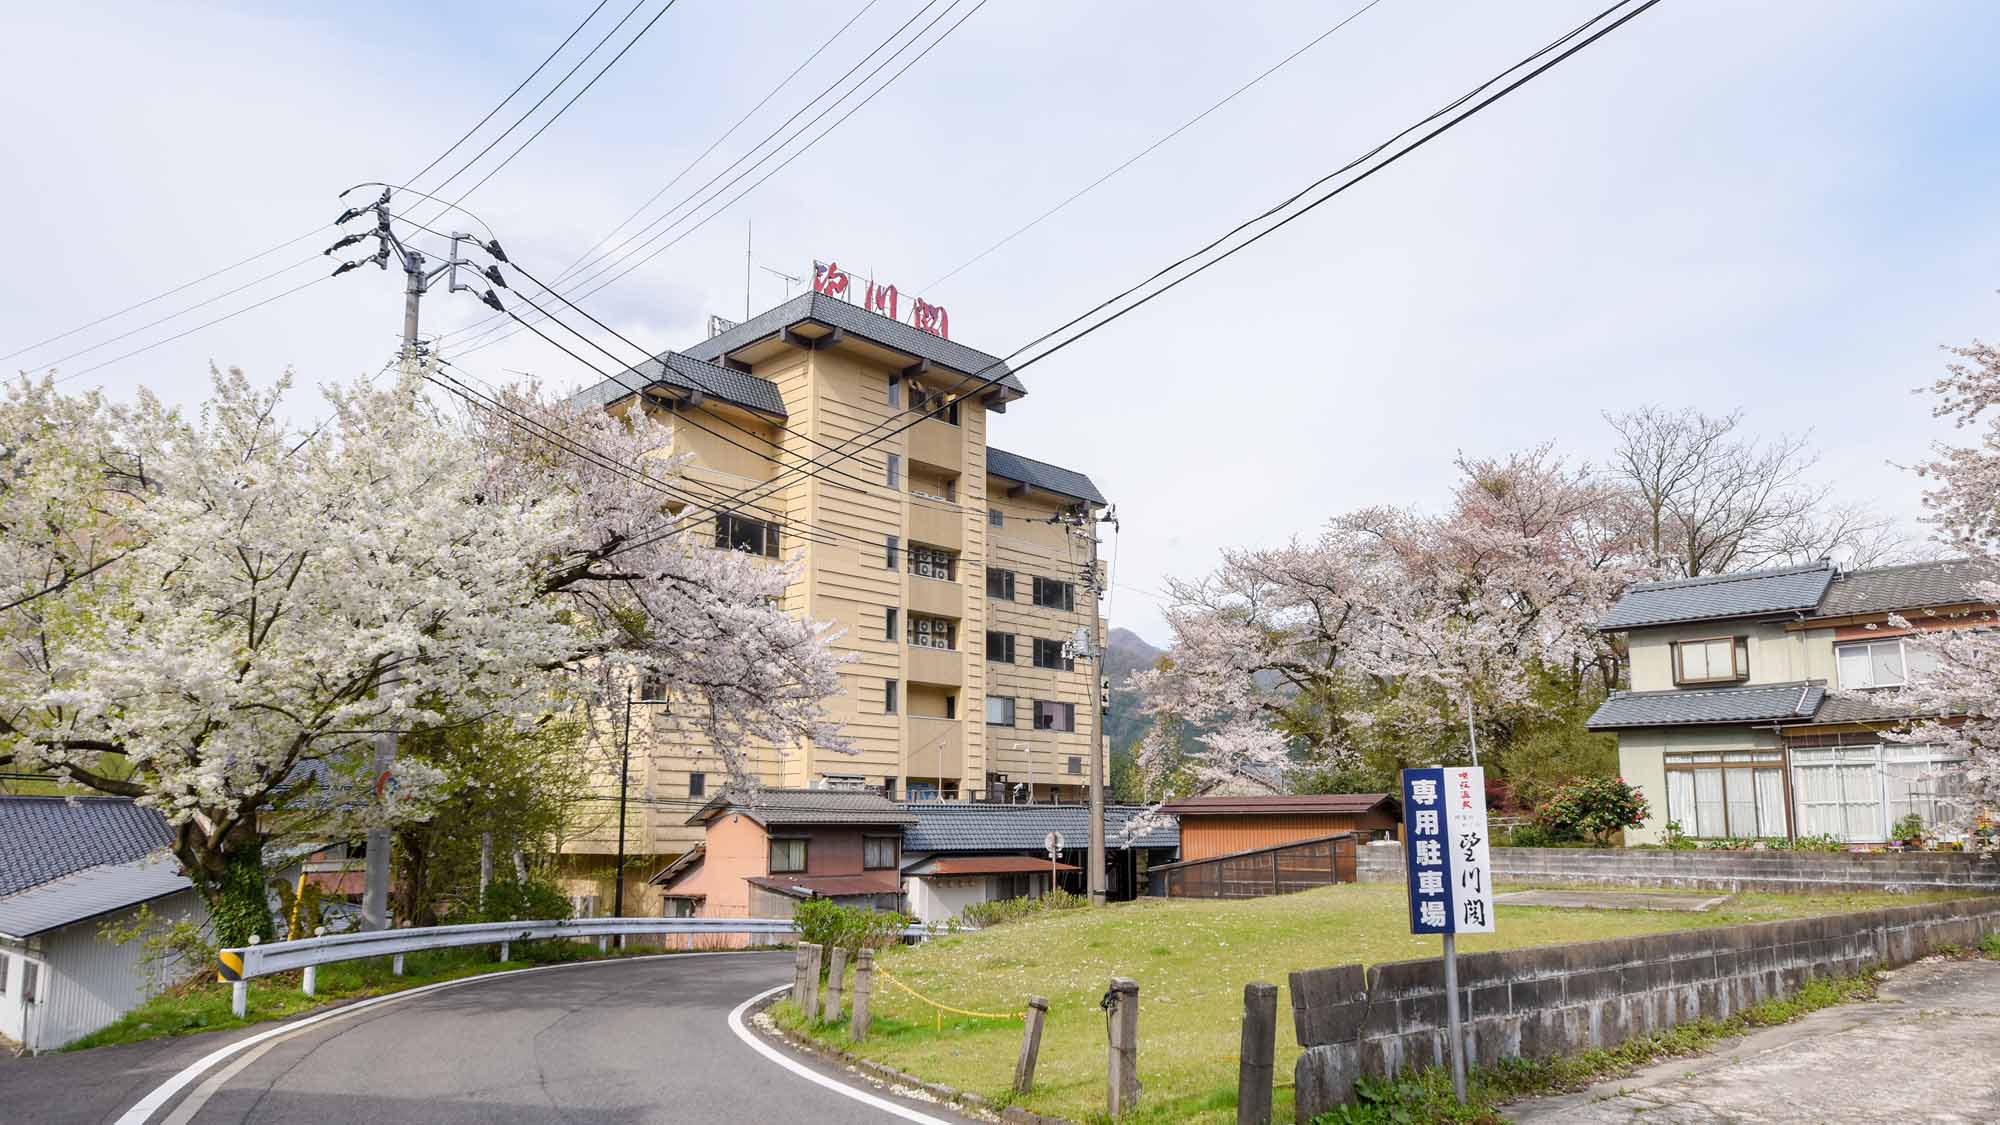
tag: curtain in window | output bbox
[1755,768,1787,837]
[1724,768,1758,837]
[1793,765,1843,838]
[1694,769,1725,837]
[1668,770,1698,835]
[1840,763,1881,841]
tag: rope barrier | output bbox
[874,964,1025,1029]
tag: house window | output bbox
[907,544,956,581]
[887,453,901,490]
[885,607,898,642]
[986,631,1015,663]
[987,567,1015,600]
[689,772,706,798]
[908,614,956,650]
[715,512,780,558]
[1663,750,1786,839]
[882,777,897,800]
[1033,577,1077,611]
[884,678,898,714]
[1033,637,1075,671]
[986,696,1016,726]
[22,960,39,1002]
[1791,744,1967,842]
[638,674,667,702]
[1067,755,1083,775]
[770,838,808,874]
[888,375,901,409]
[663,897,696,918]
[864,836,899,869]
[988,508,1003,528]
[995,873,1032,900]
[1034,700,1075,732]
[1835,638,1940,690]
[1671,636,1748,685]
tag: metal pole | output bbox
[1442,932,1467,1103]
[1465,695,1479,767]
[1087,510,1107,907]
[615,687,632,918]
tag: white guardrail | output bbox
[216,916,942,1017]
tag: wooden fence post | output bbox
[792,943,811,1008]
[1107,976,1141,1115]
[800,944,824,1020]
[1014,995,1049,1095]
[1237,982,1277,1125]
[823,946,849,1023]
[849,949,874,1041]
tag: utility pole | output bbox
[616,686,633,918]
[1055,503,1117,906]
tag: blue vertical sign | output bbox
[1401,767,1453,934]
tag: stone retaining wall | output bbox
[1288,895,2000,1120]
[1355,844,2000,893]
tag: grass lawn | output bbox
[773,883,1976,1124]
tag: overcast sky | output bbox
[5,0,1997,644]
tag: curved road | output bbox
[134,952,977,1124]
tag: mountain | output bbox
[1103,627,1166,792]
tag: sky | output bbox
[4,0,1998,646]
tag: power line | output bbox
[51,274,333,386]
[30,255,322,372]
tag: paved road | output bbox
[1507,957,2000,1123]
[9,951,979,1124]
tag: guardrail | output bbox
[215,916,940,1017]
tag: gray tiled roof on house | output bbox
[1585,681,1825,730]
[986,447,1107,506]
[0,796,174,896]
[684,292,1029,397]
[900,803,1178,852]
[563,350,788,419]
[1811,558,2000,618]
[1807,693,1916,726]
[1597,564,1834,631]
[685,787,919,827]
[0,855,192,940]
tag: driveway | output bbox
[1507,957,2000,1124]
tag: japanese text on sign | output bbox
[1401,766,1494,935]
[813,259,950,339]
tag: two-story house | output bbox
[1588,558,1995,844]
[557,292,1109,911]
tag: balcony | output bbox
[905,496,963,553]
[908,416,962,472]
[907,715,965,778]
[906,573,964,620]
[905,643,963,688]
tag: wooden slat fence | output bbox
[1147,832,1358,900]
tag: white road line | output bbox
[726,984,962,1125]
[115,951,777,1125]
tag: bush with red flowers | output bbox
[1537,775,1649,847]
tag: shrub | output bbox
[1537,776,1649,846]
[1499,821,1571,849]
[1661,820,1698,850]
[959,888,1087,928]
[793,898,910,954]
[1891,813,1926,844]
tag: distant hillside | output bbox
[1104,627,1165,793]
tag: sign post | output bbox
[1045,831,1066,894]
[1400,766,1494,1105]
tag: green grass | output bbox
[775,883,1973,1124]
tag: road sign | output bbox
[1400,766,1493,934]
[1044,831,1065,857]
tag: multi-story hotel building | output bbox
[557,292,1108,912]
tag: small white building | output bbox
[896,802,1181,924]
[0,797,209,1052]
[900,855,1076,925]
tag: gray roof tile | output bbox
[1812,558,2000,618]
[684,293,1028,397]
[688,787,918,827]
[0,797,174,896]
[1806,693,1916,726]
[900,803,1178,852]
[986,447,1106,505]
[564,350,788,419]
[1598,564,1834,631]
[1586,681,1825,730]
[0,855,193,939]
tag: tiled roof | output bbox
[1586,681,1825,730]
[904,855,1080,876]
[564,350,788,418]
[900,803,1179,852]
[0,796,174,896]
[1161,794,1398,817]
[0,855,192,940]
[687,787,919,828]
[683,292,1028,397]
[1811,558,2000,618]
[987,447,1107,505]
[745,872,901,899]
[1806,693,1918,726]
[1597,564,1834,631]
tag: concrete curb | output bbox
[748,994,1075,1125]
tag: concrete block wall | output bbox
[1355,844,2000,894]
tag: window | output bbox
[1033,637,1075,671]
[1663,750,1786,839]
[638,674,667,702]
[864,836,899,869]
[769,838,808,873]
[986,696,1016,726]
[1034,700,1075,731]
[886,535,899,569]
[908,614,956,650]
[986,631,1015,663]
[907,544,957,581]
[884,678,898,714]
[909,381,959,425]
[689,772,706,798]
[715,512,780,558]
[663,897,696,918]
[1671,636,1748,685]
[1836,638,1940,690]
[0,952,8,996]
[988,508,1003,528]
[885,607,898,641]
[945,695,957,719]
[1033,576,1077,611]
[887,453,901,490]
[1066,755,1083,775]
[987,567,1015,600]
[888,375,901,409]
[995,873,1033,900]
[21,959,38,1003]
[1792,744,1967,842]
[882,777,897,800]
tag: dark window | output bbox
[887,375,901,409]
[884,678,898,714]
[689,772,706,798]
[988,508,1003,528]
[907,544,956,581]
[986,696,1016,726]
[996,873,1032,900]
[638,674,667,702]
[986,631,1015,663]
[910,382,959,425]
[882,777,897,800]
[863,836,899,869]
[1034,700,1075,732]
[1032,576,1077,610]
[1033,637,1075,671]
[770,838,807,873]
[887,453,901,490]
[908,614,956,650]
[986,567,1015,600]
[885,607,898,641]
[1067,756,1083,775]
[886,535,899,569]
[945,695,957,720]
[663,897,696,918]
[715,512,780,558]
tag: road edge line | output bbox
[727,984,963,1125]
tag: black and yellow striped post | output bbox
[217,949,249,1017]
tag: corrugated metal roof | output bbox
[0,796,174,896]
[683,292,1029,396]
[1598,564,1834,631]
[0,856,192,939]
[1161,794,1398,817]
[687,787,919,827]
[986,447,1107,505]
[563,350,789,419]
[900,803,1178,852]
[1812,558,2000,618]
[1586,681,1824,730]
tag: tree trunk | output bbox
[200,827,274,948]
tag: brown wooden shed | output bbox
[1161,794,1401,862]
